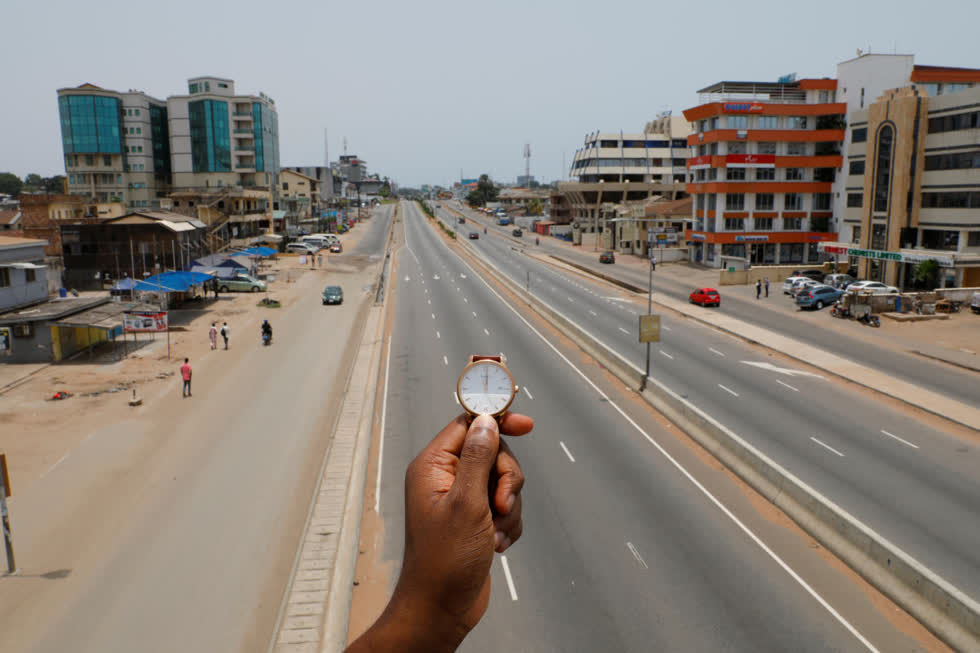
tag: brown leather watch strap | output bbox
[470,355,502,363]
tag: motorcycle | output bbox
[830,301,849,318]
[261,326,273,345]
[857,312,881,328]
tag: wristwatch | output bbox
[457,354,519,419]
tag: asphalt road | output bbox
[0,238,384,652]
[459,203,980,407]
[375,200,940,651]
[439,203,980,605]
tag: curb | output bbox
[912,349,980,375]
[447,233,980,651]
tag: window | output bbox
[0,268,10,286]
[725,194,745,210]
[726,168,746,180]
[189,83,199,93]
[707,168,718,180]
[728,142,746,154]
[757,142,776,154]
[728,115,748,129]
[813,193,832,210]
[135,109,140,116]
[755,168,775,181]
[786,142,807,156]
[784,193,803,210]
[872,223,887,249]
[968,232,980,247]
[710,118,719,130]
[784,168,804,181]
[852,226,862,244]
[754,217,774,230]
[755,193,774,210]
[928,110,980,133]
[757,116,780,129]
[708,195,717,210]
[724,218,745,230]
[849,160,865,175]
[137,145,143,152]
[709,143,719,155]
[786,117,808,129]
[784,218,803,230]
[873,124,895,212]
[25,269,36,283]
[921,191,980,208]
[851,127,867,143]
[599,140,618,148]
[924,150,980,171]
[136,127,141,134]
[103,155,112,166]
[85,155,94,165]
[282,182,289,190]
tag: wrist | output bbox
[378,584,469,652]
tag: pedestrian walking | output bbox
[764,277,770,298]
[310,254,314,267]
[180,358,192,397]
[208,322,218,350]
[212,278,220,300]
[220,322,230,349]
[755,279,762,299]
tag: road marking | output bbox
[811,437,845,457]
[431,313,436,319]
[375,337,392,513]
[881,430,920,449]
[659,350,674,360]
[443,355,448,366]
[433,274,440,280]
[523,386,533,399]
[472,311,477,317]
[559,441,575,462]
[741,361,823,379]
[403,276,410,282]
[500,556,519,601]
[441,221,881,652]
[776,379,800,392]
[709,347,725,357]
[436,331,440,339]
[427,299,431,305]
[662,325,671,331]
[718,384,739,397]
[626,542,648,569]
[589,310,597,316]
[567,296,574,302]
[464,297,468,303]
[618,327,629,334]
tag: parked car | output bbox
[846,280,899,294]
[329,242,342,253]
[823,273,856,289]
[599,251,615,264]
[792,269,826,282]
[690,287,721,307]
[322,285,343,305]
[286,242,318,255]
[791,279,821,297]
[469,232,479,240]
[971,292,980,314]
[219,274,267,293]
[782,276,811,294]
[796,284,843,309]
[512,228,523,237]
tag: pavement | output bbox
[346,200,945,652]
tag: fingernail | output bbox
[494,531,505,550]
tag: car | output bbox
[322,285,343,305]
[792,268,826,282]
[512,228,523,237]
[219,273,267,293]
[796,284,843,309]
[823,273,856,289]
[599,251,615,264]
[971,292,980,314]
[286,242,318,255]
[458,217,465,224]
[782,276,810,294]
[329,242,342,253]
[791,279,821,297]
[846,280,899,294]
[469,232,479,240]
[299,236,327,250]
[690,287,721,307]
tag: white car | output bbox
[782,276,811,295]
[846,280,899,294]
[286,242,318,255]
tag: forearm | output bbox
[346,590,467,653]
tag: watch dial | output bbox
[459,362,514,415]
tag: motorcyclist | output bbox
[535,237,540,246]
[261,319,272,342]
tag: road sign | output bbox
[639,315,661,343]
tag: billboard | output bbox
[124,311,168,333]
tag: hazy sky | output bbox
[1,0,976,187]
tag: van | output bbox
[307,233,339,246]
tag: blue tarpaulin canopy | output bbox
[133,270,214,293]
[190,254,248,270]
[237,246,277,257]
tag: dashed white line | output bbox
[626,542,648,569]
[427,299,431,305]
[659,350,674,360]
[472,311,477,318]
[567,296,575,302]
[589,310,597,316]
[500,556,519,601]
[662,325,672,331]
[436,331,441,339]
[431,313,436,320]
[709,347,725,357]
[776,379,800,392]
[811,437,845,457]
[881,430,919,449]
[443,355,449,366]
[523,386,533,400]
[483,328,490,335]
[559,441,575,462]
[464,297,468,303]
[618,327,629,334]
[718,384,739,397]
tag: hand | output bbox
[348,412,533,652]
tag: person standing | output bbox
[220,321,230,349]
[212,278,220,301]
[764,277,770,298]
[755,279,762,299]
[208,322,218,350]
[180,358,192,398]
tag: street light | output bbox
[640,254,657,392]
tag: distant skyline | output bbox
[2,0,977,188]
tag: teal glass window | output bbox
[150,104,171,176]
[59,94,122,154]
[252,102,264,172]
[189,100,230,172]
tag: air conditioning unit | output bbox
[737,130,748,139]
[13,323,33,337]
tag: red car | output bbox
[690,287,721,307]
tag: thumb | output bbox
[453,414,500,505]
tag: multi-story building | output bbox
[57,83,171,208]
[283,166,342,203]
[559,114,690,249]
[683,78,844,267]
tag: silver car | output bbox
[846,280,899,295]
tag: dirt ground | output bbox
[0,225,374,496]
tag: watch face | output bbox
[458,361,515,416]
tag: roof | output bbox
[0,296,109,324]
[280,169,319,184]
[104,211,206,231]
[133,271,214,293]
[911,65,980,83]
[55,301,159,330]
[696,79,835,94]
[0,210,21,226]
[645,197,693,217]
[0,235,46,248]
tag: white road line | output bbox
[589,310,598,316]
[568,296,575,302]
[626,542,649,569]
[464,297,468,303]
[618,327,629,334]
[662,325,672,331]
[443,355,448,366]
[718,384,739,397]
[881,430,920,449]
[472,311,477,317]
[374,337,392,513]
[427,299,431,305]
[776,379,800,392]
[438,218,880,652]
[811,437,845,457]
[709,347,725,357]
[436,331,440,339]
[500,556,519,601]
[659,350,674,360]
[431,313,436,319]
[523,386,533,400]
[559,441,575,462]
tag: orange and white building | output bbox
[683,78,844,267]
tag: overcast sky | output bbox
[1,0,976,188]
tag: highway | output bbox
[459,202,980,408]
[374,200,940,651]
[444,201,980,605]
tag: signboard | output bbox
[735,235,769,242]
[688,155,712,169]
[817,243,955,267]
[723,102,764,113]
[690,233,706,241]
[725,154,775,168]
[639,315,661,343]
[0,327,10,354]
[123,311,168,333]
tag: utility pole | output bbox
[523,143,531,187]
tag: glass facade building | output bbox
[252,101,279,174]
[189,99,231,173]
[59,95,123,153]
[150,104,171,178]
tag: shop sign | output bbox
[848,248,903,262]
[723,103,764,113]
[818,244,849,255]
[124,311,168,333]
[690,233,706,241]
[725,154,775,168]
[688,155,712,169]
[639,315,661,343]
[735,235,769,242]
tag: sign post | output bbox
[0,453,15,574]
[639,256,659,391]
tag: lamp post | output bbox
[640,254,656,392]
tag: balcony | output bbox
[233,128,253,134]
[232,112,253,119]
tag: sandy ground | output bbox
[0,224,374,497]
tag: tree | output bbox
[527,198,544,216]
[466,174,499,207]
[379,176,391,198]
[43,175,66,193]
[0,172,22,196]
[913,259,940,289]
[23,173,43,190]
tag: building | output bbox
[283,166,342,203]
[57,83,171,208]
[683,78,844,267]
[559,114,690,249]
[0,209,21,232]
[0,236,49,312]
[516,175,536,186]
[278,169,320,227]
[821,70,980,288]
